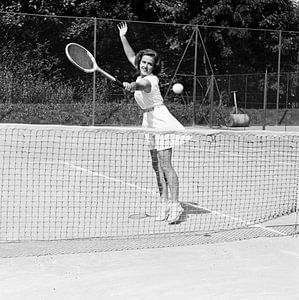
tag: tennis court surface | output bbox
[0,123,298,251]
[0,235,298,300]
[0,123,298,299]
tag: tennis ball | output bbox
[172,83,184,94]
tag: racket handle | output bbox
[114,79,124,88]
[97,67,124,88]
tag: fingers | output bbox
[118,22,127,36]
[117,21,128,36]
[123,82,136,92]
[123,82,131,91]
[117,21,127,29]
[123,82,128,91]
[121,21,127,28]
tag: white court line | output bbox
[250,224,287,236]
[280,250,299,257]
[64,161,287,236]
[63,162,157,194]
[188,203,287,236]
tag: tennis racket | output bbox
[65,43,123,88]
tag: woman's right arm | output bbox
[117,22,136,68]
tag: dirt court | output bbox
[0,235,298,300]
[0,124,298,300]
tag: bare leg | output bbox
[150,149,168,200]
[151,148,182,223]
[150,149,171,221]
[157,148,179,203]
[157,148,183,223]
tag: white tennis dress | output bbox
[134,74,187,151]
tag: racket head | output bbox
[65,43,96,73]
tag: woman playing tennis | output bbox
[117,21,186,224]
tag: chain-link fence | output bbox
[0,12,299,126]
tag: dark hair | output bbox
[134,49,162,75]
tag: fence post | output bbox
[276,30,282,125]
[92,17,97,126]
[244,74,248,109]
[209,75,214,128]
[263,69,268,130]
[192,26,198,126]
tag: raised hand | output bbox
[117,21,128,37]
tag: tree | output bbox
[0,0,298,107]
[189,0,299,73]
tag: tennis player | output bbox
[117,21,186,224]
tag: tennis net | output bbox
[0,124,298,244]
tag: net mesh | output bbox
[0,124,298,244]
[67,44,94,70]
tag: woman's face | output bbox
[139,55,154,77]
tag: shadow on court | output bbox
[169,202,210,225]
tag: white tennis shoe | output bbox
[167,202,184,224]
[155,201,170,221]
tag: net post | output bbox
[296,161,299,235]
[296,198,299,236]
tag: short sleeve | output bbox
[144,75,159,87]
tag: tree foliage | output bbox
[0,0,298,107]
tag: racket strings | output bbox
[68,45,93,70]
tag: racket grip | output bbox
[114,79,124,88]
